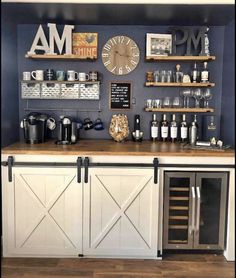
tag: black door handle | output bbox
[84,157,89,183]
[77,157,82,183]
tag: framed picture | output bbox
[146,33,172,57]
[72,33,98,59]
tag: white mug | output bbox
[67,70,79,81]
[31,70,44,81]
[78,72,89,82]
[23,71,31,81]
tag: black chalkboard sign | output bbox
[109,82,132,110]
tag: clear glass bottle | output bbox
[201,62,210,83]
[191,62,199,83]
[180,114,188,143]
[189,114,199,145]
[150,114,159,142]
[175,64,183,83]
[161,114,169,142]
[170,114,178,143]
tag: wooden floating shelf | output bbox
[144,108,214,113]
[25,54,97,60]
[146,55,216,61]
[145,82,215,87]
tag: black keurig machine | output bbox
[20,112,48,144]
[56,116,78,145]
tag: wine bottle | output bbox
[170,114,178,143]
[189,114,199,145]
[180,114,188,143]
[191,62,199,83]
[161,114,169,142]
[150,114,159,142]
[201,62,210,83]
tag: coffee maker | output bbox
[56,116,78,145]
[20,112,48,144]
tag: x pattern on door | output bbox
[14,172,79,250]
[90,173,153,250]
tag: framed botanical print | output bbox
[146,33,172,57]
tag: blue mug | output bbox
[94,118,104,131]
[83,118,94,130]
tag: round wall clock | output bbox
[102,36,140,75]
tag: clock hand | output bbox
[115,50,130,58]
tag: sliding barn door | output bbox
[83,167,159,258]
[5,167,82,257]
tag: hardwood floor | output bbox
[1,254,235,278]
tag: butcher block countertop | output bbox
[1,140,235,157]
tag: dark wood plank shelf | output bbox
[25,54,97,60]
[144,108,214,113]
[145,82,215,87]
[146,55,216,61]
[169,197,189,201]
[169,206,189,210]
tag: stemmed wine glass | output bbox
[180,89,192,108]
[202,88,213,108]
[192,88,203,108]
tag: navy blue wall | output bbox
[18,24,225,141]
[1,16,19,147]
[221,20,235,147]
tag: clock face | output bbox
[102,36,140,75]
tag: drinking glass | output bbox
[180,89,192,108]
[166,70,173,83]
[160,70,167,82]
[202,88,213,108]
[163,97,172,107]
[172,97,181,107]
[154,70,160,83]
[192,88,203,108]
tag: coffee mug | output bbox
[89,71,98,81]
[78,72,89,82]
[46,117,56,130]
[83,118,94,130]
[23,71,31,81]
[94,118,104,131]
[67,70,79,81]
[31,70,44,81]
[56,70,65,81]
[45,69,55,81]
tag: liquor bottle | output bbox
[170,114,178,143]
[180,114,188,143]
[161,114,169,142]
[175,64,183,83]
[191,62,199,83]
[189,114,199,145]
[201,62,210,83]
[150,114,159,142]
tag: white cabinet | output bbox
[83,167,159,258]
[2,156,159,258]
[2,166,83,257]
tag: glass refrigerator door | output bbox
[163,172,195,249]
[194,172,228,250]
